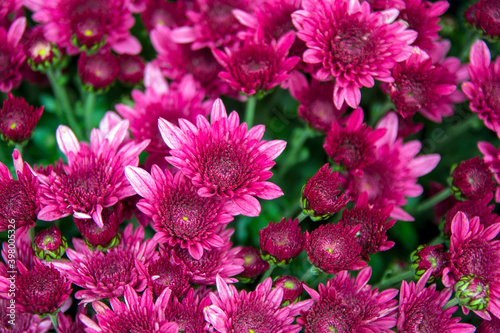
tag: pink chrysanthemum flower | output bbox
[204,275,313,333]
[170,0,255,50]
[116,54,145,85]
[36,121,149,228]
[397,270,476,333]
[213,28,300,95]
[79,286,178,333]
[410,244,449,282]
[168,228,244,285]
[451,156,496,200]
[0,17,25,92]
[397,0,449,51]
[340,192,396,259]
[26,0,141,55]
[52,225,156,303]
[324,108,386,174]
[292,0,417,108]
[443,212,500,320]
[141,0,187,31]
[260,218,306,266]
[74,203,122,250]
[274,276,303,306]
[479,141,500,202]
[0,93,43,144]
[0,149,39,235]
[301,164,348,221]
[165,288,212,333]
[384,46,464,122]
[151,25,230,98]
[24,26,61,71]
[116,63,211,154]
[159,98,286,217]
[0,259,72,315]
[0,299,51,333]
[478,316,500,332]
[126,164,233,259]
[344,112,440,221]
[78,51,119,91]
[299,267,398,332]
[465,0,500,39]
[362,0,406,11]
[462,40,500,138]
[237,246,270,280]
[306,223,367,274]
[289,72,347,133]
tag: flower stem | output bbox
[300,266,319,284]
[279,127,313,178]
[84,90,97,135]
[375,270,414,289]
[295,211,308,224]
[49,314,59,333]
[245,95,257,128]
[444,297,459,309]
[46,67,83,139]
[259,264,275,284]
[416,187,451,213]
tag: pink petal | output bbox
[56,125,80,156]
[470,40,491,69]
[7,17,26,46]
[124,166,156,200]
[112,35,142,55]
[232,195,261,217]
[170,26,196,44]
[158,118,186,149]
[232,9,258,28]
[210,99,228,123]
[144,63,168,95]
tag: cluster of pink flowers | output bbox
[0,0,500,331]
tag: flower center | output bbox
[71,10,107,48]
[89,249,134,286]
[232,302,278,333]
[329,19,374,68]
[0,179,37,229]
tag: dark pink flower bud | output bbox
[451,156,496,200]
[74,204,122,250]
[33,225,68,261]
[301,164,348,221]
[117,54,145,85]
[237,246,269,282]
[410,244,448,282]
[142,256,190,298]
[70,10,107,51]
[274,275,303,306]
[465,0,500,38]
[78,51,119,91]
[260,218,306,266]
[24,26,61,71]
[0,93,43,144]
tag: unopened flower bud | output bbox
[260,218,305,267]
[33,226,68,261]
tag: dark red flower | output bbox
[139,255,190,298]
[260,218,306,266]
[465,0,500,38]
[78,51,119,90]
[33,225,68,261]
[273,275,303,306]
[116,54,145,85]
[0,93,43,144]
[237,246,269,280]
[74,204,122,250]
[410,244,449,282]
[451,156,496,200]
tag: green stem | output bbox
[259,264,275,284]
[14,143,23,157]
[300,266,319,284]
[49,314,58,333]
[279,127,313,178]
[444,297,459,309]
[28,227,36,244]
[84,90,97,135]
[375,270,414,289]
[46,68,83,139]
[245,95,257,128]
[416,187,451,213]
[295,211,308,224]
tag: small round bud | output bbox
[33,226,68,261]
[410,244,448,282]
[260,218,306,267]
[274,275,303,306]
[237,246,269,282]
[455,274,490,311]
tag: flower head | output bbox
[451,156,496,200]
[0,17,25,92]
[0,93,43,144]
[160,98,286,217]
[477,315,500,332]
[324,108,386,173]
[116,63,211,154]
[397,270,476,333]
[465,0,500,38]
[410,244,448,282]
[204,275,313,333]
[479,141,500,202]
[27,0,141,55]
[164,288,212,333]
[74,204,122,250]
[24,26,61,71]
[116,54,145,85]
[36,121,149,228]
[236,246,270,280]
[79,286,178,333]
[462,40,500,138]
[141,0,187,31]
[0,149,39,235]
[298,267,398,332]
[443,211,500,320]
[0,259,72,315]
[0,299,51,333]
[33,225,68,261]
[306,223,366,274]
[213,28,300,95]
[78,51,119,91]
[260,218,306,266]
[274,275,303,306]
[292,0,417,108]
[139,254,190,298]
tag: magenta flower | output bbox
[78,51,119,91]
[141,0,187,31]
[292,0,416,108]
[74,203,122,250]
[164,288,212,333]
[116,54,145,85]
[299,267,398,332]
[213,28,300,95]
[0,149,39,235]
[0,17,25,92]
[462,40,500,138]
[0,299,51,333]
[0,93,43,144]
[478,316,500,332]
[410,244,448,282]
[204,275,313,333]
[24,26,60,70]
[138,254,190,298]
[324,107,386,174]
[57,304,86,333]
[79,286,178,333]
[168,228,245,285]
[116,63,211,154]
[479,141,500,202]
[0,0,23,28]
[344,112,440,221]
[33,225,68,261]
[397,270,476,333]
[36,121,149,228]
[451,156,496,200]
[159,98,286,217]
[26,0,141,55]
[362,0,406,10]
[385,45,464,122]
[274,276,303,306]
[169,0,254,50]
[465,0,500,38]
[52,225,156,303]
[260,218,306,265]
[289,72,347,133]
[397,0,449,51]
[0,259,72,315]
[126,164,233,259]
[306,222,366,274]
[340,192,396,259]
[443,212,500,320]
[236,246,270,280]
